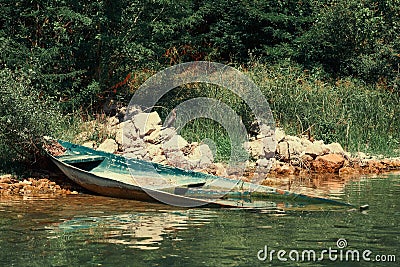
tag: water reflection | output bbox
[278,173,379,201]
[0,173,398,266]
[53,210,218,250]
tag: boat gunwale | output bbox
[46,139,354,207]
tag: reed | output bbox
[247,62,400,156]
[158,62,399,159]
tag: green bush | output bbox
[298,0,400,89]
[0,68,65,167]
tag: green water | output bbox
[0,173,398,267]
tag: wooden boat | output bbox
[45,139,354,209]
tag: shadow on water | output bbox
[0,172,398,266]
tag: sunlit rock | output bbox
[97,138,118,153]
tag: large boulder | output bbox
[133,112,162,137]
[123,139,147,159]
[144,125,162,144]
[245,137,275,159]
[152,154,167,164]
[276,141,290,161]
[97,139,118,153]
[165,150,188,168]
[326,142,345,154]
[159,128,177,142]
[305,141,328,158]
[287,139,304,159]
[257,124,274,139]
[146,144,163,159]
[188,144,214,168]
[246,139,264,159]
[312,154,345,173]
[163,135,189,152]
[275,128,285,143]
[114,127,124,146]
[300,138,313,148]
[256,158,273,173]
[117,121,140,147]
[262,137,276,158]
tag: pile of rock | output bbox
[0,175,76,197]
[87,107,215,171]
[272,128,348,174]
[271,128,400,175]
[80,109,400,178]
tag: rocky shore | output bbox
[82,107,400,178]
[0,174,78,197]
[269,128,400,176]
[1,107,399,197]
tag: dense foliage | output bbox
[0,68,64,164]
[1,0,398,108]
[0,0,399,167]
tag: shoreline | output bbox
[1,110,399,198]
[1,160,399,199]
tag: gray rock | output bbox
[287,139,304,159]
[275,128,286,143]
[123,143,147,158]
[305,142,328,158]
[276,141,290,161]
[123,139,147,158]
[159,128,177,142]
[300,138,313,148]
[256,158,272,168]
[97,139,118,153]
[262,137,276,158]
[120,121,140,144]
[144,125,162,143]
[326,142,345,154]
[133,112,162,137]
[146,144,163,159]
[163,135,189,152]
[286,135,301,143]
[245,139,264,159]
[258,124,274,138]
[188,144,214,168]
[152,154,167,164]
[165,150,189,168]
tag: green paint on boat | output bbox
[45,139,355,209]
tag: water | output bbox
[0,173,399,266]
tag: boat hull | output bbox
[50,156,224,207]
[46,139,354,209]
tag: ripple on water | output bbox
[45,208,217,250]
[0,174,398,266]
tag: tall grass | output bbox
[154,62,399,159]
[154,82,253,162]
[247,62,400,155]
